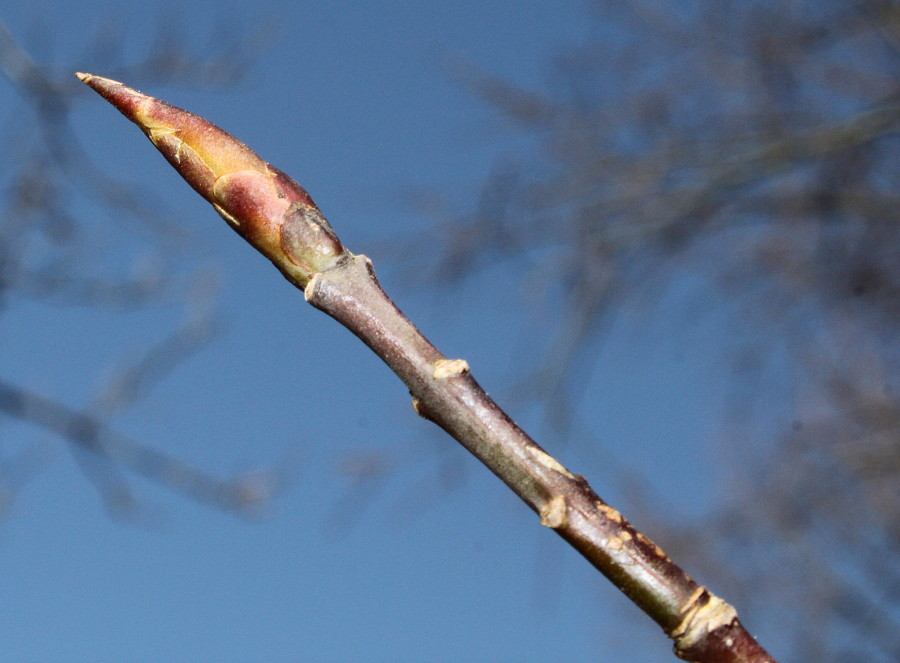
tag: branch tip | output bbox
[78,73,347,287]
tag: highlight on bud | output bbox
[75,73,346,287]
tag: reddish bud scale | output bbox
[76,73,345,287]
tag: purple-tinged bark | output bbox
[76,73,346,287]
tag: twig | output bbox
[76,72,777,663]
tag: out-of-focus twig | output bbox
[0,379,272,514]
[77,71,778,663]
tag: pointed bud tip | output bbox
[75,72,154,127]
[75,72,130,96]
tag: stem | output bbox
[75,72,778,661]
[307,254,776,663]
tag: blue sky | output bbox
[0,2,759,661]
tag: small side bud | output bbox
[76,72,346,287]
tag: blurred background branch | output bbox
[0,14,277,519]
